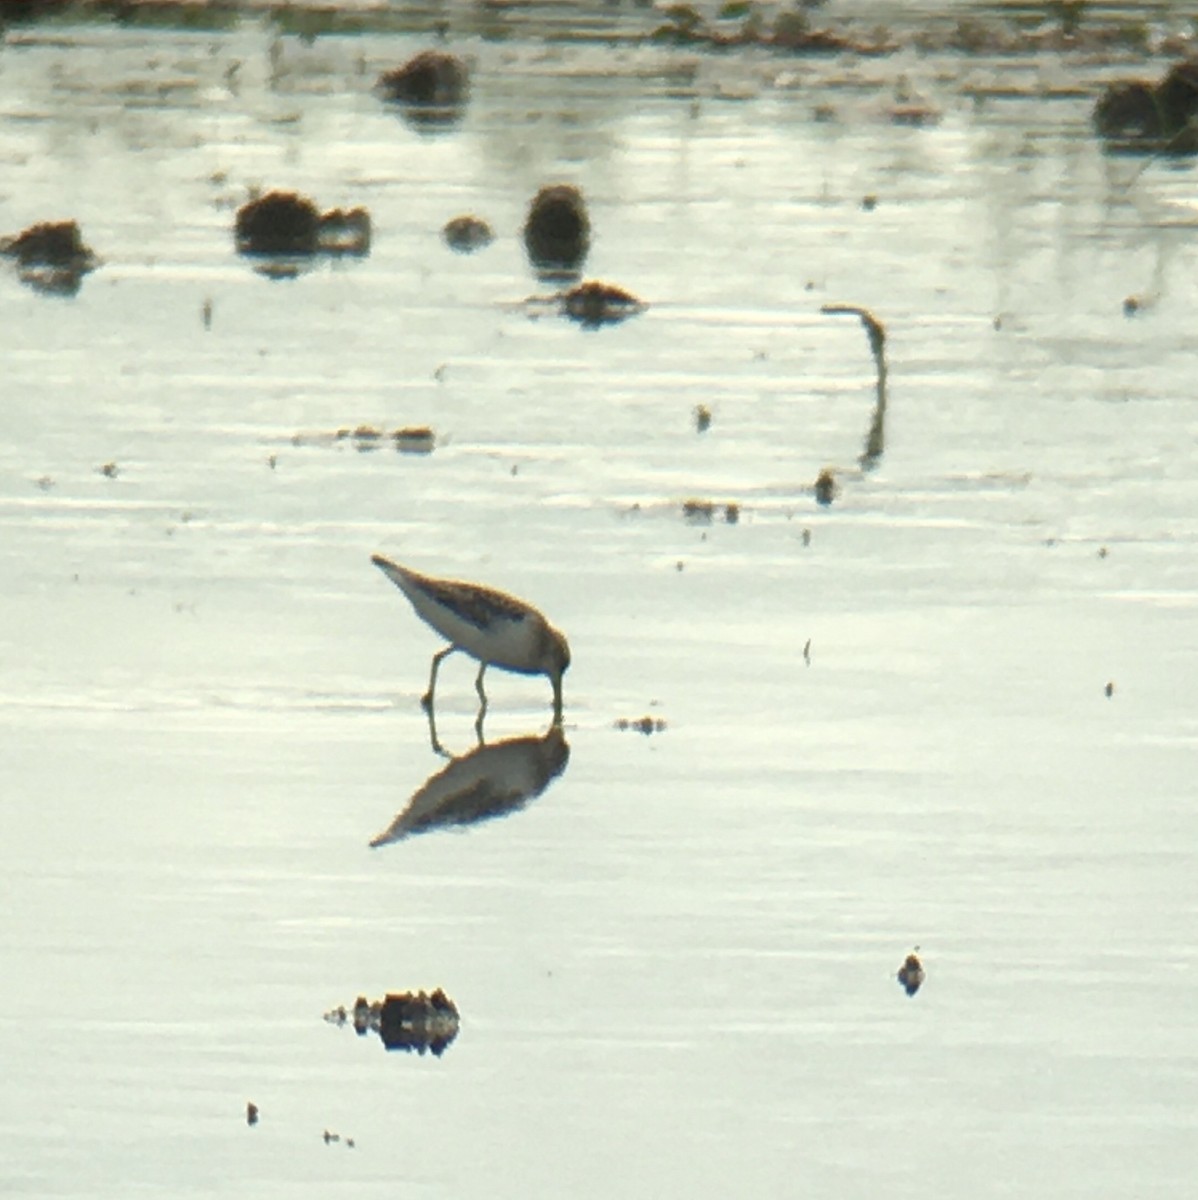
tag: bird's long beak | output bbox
[551,674,564,726]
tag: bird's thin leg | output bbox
[422,645,457,712]
[425,701,451,759]
[551,673,564,727]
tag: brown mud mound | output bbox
[443,214,494,253]
[562,280,645,327]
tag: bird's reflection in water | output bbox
[370,725,570,848]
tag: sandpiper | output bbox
[371,554,570,723]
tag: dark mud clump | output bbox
[561,280,645,327]
[897,950,925,997]
[1094,60,1198,153]
[325,990,460,1056]
[524,184,590,279]
[0,219,97,295]
[377,50,468,128]
[235,191,370,259]
[442,214,494,253]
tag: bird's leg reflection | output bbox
[820,303,888,471]
[422,644,457,713]
[424,701,451,759]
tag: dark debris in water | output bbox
[0,219,97,296]
[377,50,469,130]
[324,989,460,1056]
[615,715,668,735]
[813,469,837,506]
[246,1101,258,1127]
[235,190,370,259]
[897,950,925,997]
[289,426,435,454]
[524,184,590,280]
[682,498,740,524]
[443,214,494,253]
[561,280,645,327]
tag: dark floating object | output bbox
[562,280,645,327]
[289,425,436,454]
[0,219,97,295]
[813,469,837,506]
[523,184,590,279]
[234,191,370,259]
[371,727,569,844]
[694,404,712,432]
[897,950,925,997]
[1094,60,1198,154]
[377,50,468,128]
[393,426,436,455]
[615,715,668,735]
[246,1102,259,1127]
[324,990,461,1056]
[1105,680,1115,697]
[442,214,494,253]
[682,498,740,524]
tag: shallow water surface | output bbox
[2,8,1198,1199]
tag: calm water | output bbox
[3,5,1198,1198]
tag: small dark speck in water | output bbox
[1123,295,1142,316]
[694,404,712,432]
[725,503,740,524]
[1098,546,1109,558]
[814,469,836,506]
[675,561,684,572]
[202,297,212,329]
[897,949,925,997]
[99,461,119,479]
[861,194,878,211]
[801,528,812,546]
[36,475,54,491]
[267,453,277,470]
[803,638,811,665]
[1105,681,1115,697]
[246,1102,259,1127]
[615,715,668,734]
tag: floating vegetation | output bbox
[0,219,97,296]
[524,185,590,280]
[324,990,460,1056]
[234,191,370,260]
[1094,60,1198,155]
[377,51,468,130]
[442,215,494,253]
[615,715,668,735]
[897,950,925,997]
[561,280,645,327]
